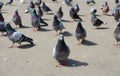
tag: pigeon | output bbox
[42,2,52,14]
[101,1,109,15]
[65,0,73,7]
[53,34,70,68]
[52,15,65,36]
[86,0,95,4]
[69,8,82,21]
[37,6,43,17]
[4,23,34,48]
[5,0,13,5]
[12,9,23,28]
[73,4,80,13]
[0,22,7,36]
[56,6,63,21]
[115,0,119,4]
[113,8,120,22]
[35,0,42,6]
[75,21,86,45]
[0,1,4,12]
[0,12,4,22]
[29,8,41,32]
[91,12,104,28]
[114,22,120,48]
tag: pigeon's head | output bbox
[4,23,15,31]
[38,5,40,9]
[57,34,66,46]
[54,15,58,20]
[104,1,108,6]
[43,2,45,5]
[90,7,97,14]
[71,7,75,12]
[15,9,18,15]
[58,34,64,41]
[59,6,62,10]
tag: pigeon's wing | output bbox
[9,31,22,42]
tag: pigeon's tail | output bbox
[23,35,34,44]
[79,17,83,21]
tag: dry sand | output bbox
[0,0,120,76]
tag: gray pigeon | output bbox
[5,23,33,48]
[53,34,70,67]
[56,6,63,21]
[65,0,73,7]
[13,9,23,28]
[114,22,120,48]
[52,15,65,36]
[0,22,7,36]
[91,12,104,28]
[42,2,52,14]
[75,21,86,45]
[86,0,95,4]
[35,0,42,6]
[29,8,48,31]
[37,6,43,17]
[5,0,13,5]
[29,8,41,32]
[73,4,80,13]
[69,8,82,21]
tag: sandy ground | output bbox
[0,0,120,76]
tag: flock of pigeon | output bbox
[0,0,120,68]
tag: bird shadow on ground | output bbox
[81,39,97,46]
[14,26,32,29]
[18,44,35,49]
[20,26,32,29]
[96,14,101,17]
[78,14,86,17]
[2,11,8,13]
[63,31,73,37]
[43,18,52,21]
[62,19,72,22]
[9,4,17,6]
[47,13,54,15]
[105,14,113,16]
[96,27,110,30]
[38,28,53,32]
[66,59,88,67]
